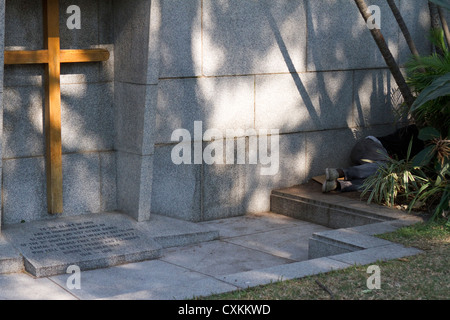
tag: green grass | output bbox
[201,220,450,300]
[378,220,450,249]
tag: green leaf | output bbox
[418,127,441,141]
[436,161,450,177]
[435,173,442,186]
[431,188,450,220]
[412,145,436,167]
[430,0,450,11]
[411,73,450,112]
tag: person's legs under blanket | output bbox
[323,161,385,193]
[343,162,382,181]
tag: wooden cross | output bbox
[4,0,110,214]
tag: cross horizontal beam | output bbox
[4,48,110,65]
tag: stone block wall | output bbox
[151,0,432,221]
[0,0,434,227]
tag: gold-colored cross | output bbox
[4,0,110,214]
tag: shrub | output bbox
[361,141,428,208]
[405,29,450,137]
[363,27,449,222]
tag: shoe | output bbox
[325,168,340,181]
[322,180,338,193]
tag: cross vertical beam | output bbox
[44,0,63,213]
[4,0,109,214]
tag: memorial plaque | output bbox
[3,213,162,277]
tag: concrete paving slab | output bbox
[312,228,393,250]
[328,244,423,266]
[50,259,210,300]
[346,222,399,236]
[199,212,308,239]
[138,214,219,248]
[219,257,351,289]
[224,223,330,261]
[0,273,76,300]
[101,277,238,300]
[161,240,293,277]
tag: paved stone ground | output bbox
[0,212,329,299]
[0,211,421,300]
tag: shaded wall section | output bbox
[151,0,432,221]
[113,0,160,222]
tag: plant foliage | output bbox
[363,25,450,223]
[406,29,450,136]
[361,141,427,208]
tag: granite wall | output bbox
[151,0,432,221]
[0,0,434,227]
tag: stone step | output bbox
[0,236,24,274]
[1,212,219,277]
[270,181,419,229]
[270,181,424,260]
[142,214,219,249]
[308,228,393,259]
